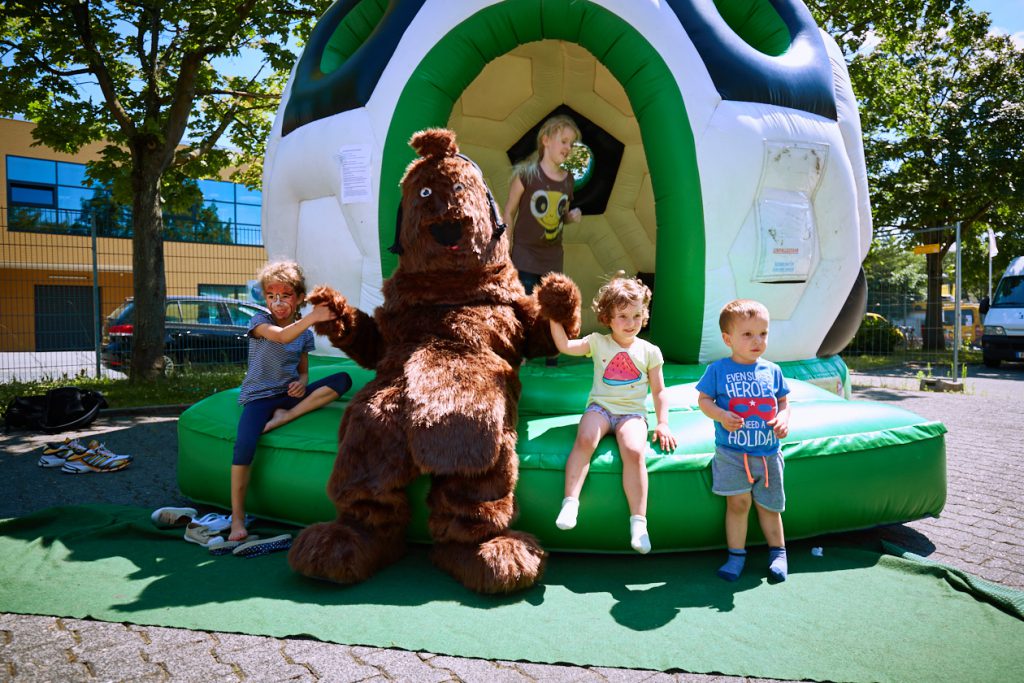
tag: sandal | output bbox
[232,534,292,558]
[209,535,261,556]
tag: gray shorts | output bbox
[711,447,786,512]
[585,403,647,432]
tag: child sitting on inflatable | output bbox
[229,260,352,543]
[548,272,676,553]
[696,299,791,582]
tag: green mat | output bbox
[1,506,1022,682]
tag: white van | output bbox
[980,256,1024,367]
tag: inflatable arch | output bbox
[178,0,946,553]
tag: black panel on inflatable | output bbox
[817,268,867,357]
[505,105,625,216]
[282,0,426,137]
[666,0,837,120]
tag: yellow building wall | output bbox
[0,118,265,352]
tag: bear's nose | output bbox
[430,220,463,248]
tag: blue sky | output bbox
[970,0,1024,46]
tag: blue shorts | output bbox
[711,446,786,512]
[585,403,647,433]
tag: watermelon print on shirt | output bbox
[585,333,664,416]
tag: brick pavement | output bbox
[1,366,1021,682]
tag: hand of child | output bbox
[565,208,582,224]
[767,412,789,439]
[651,423,677,452]
[309,304,337,323]
[286,380,306,398]
[720,410,744,432]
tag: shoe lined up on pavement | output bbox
[37,438,133,473]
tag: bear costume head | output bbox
[390,128,508,274]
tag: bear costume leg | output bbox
[288,386,419,584]
[426,439,547,593]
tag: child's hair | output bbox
[592,271,652,327]
[511,114,582,184]
[257,260,308,300]
[719,299,770,333]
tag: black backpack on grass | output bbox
[2,388,107,434]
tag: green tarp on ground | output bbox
[1,505,1021,682]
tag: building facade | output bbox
[0,118,266,353]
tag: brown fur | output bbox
[289,128,580,594]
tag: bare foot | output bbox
[228,526,248,542]
[262,408,290,433]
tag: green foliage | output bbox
[0,368,246,411]
[0,0,330,379]
[844,314,906,355]
[811,0,1024,308]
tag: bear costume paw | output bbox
[535,272,582,337]
[289,520,406,585]
[430,530,547,594]
[306,285,351,339]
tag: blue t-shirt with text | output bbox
[696,357,790,456]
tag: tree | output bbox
[809,1,1024,350]
[0,0,329,379]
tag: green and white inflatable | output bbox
[178,0,946,552]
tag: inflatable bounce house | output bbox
[179,0,946,552]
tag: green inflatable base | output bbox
[177,356,946,553]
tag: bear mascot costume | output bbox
[288,128,582,593]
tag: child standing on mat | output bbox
[696,299,791,582]
[548,272,677,553]
[230,260,352,543]
[503,114,584,295]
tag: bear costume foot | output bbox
[430,530,547,594]
[288,520,405,585]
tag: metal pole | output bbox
[954,222,961,378]
[92,214,101,378]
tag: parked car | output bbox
[980,255,1024,368]
[101,296,269,374]
[942,302,983,348]
[844,312,906,355]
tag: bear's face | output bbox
[395,129,509,274]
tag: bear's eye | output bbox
[452,183,464,192]
[419,188,432,198]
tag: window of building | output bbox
[6,154,263,245]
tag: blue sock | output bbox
[717,548,746,581]
[768,546,788,583]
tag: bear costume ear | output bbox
[410,128,459,159]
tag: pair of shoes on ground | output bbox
[38,437,132,473]
[182,522,291,558]
[149,507,255,531]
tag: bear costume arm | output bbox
[306,285,385,369]
[523,272,582,359]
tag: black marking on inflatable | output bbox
[506,105,624,216]
[665,0,837,120]
[282,0,426,136]
[817,268,867,357]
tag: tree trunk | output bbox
[922,251,947,352]
[128,152,168,382]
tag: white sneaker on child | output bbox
[555,497,579,530]
[630,514,651,554]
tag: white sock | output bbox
[630,514,651,554]
[555,497,579,530]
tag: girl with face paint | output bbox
[227,260,353,543]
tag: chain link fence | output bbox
[1,206,265,382]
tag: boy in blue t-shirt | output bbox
[696,299,791,582]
